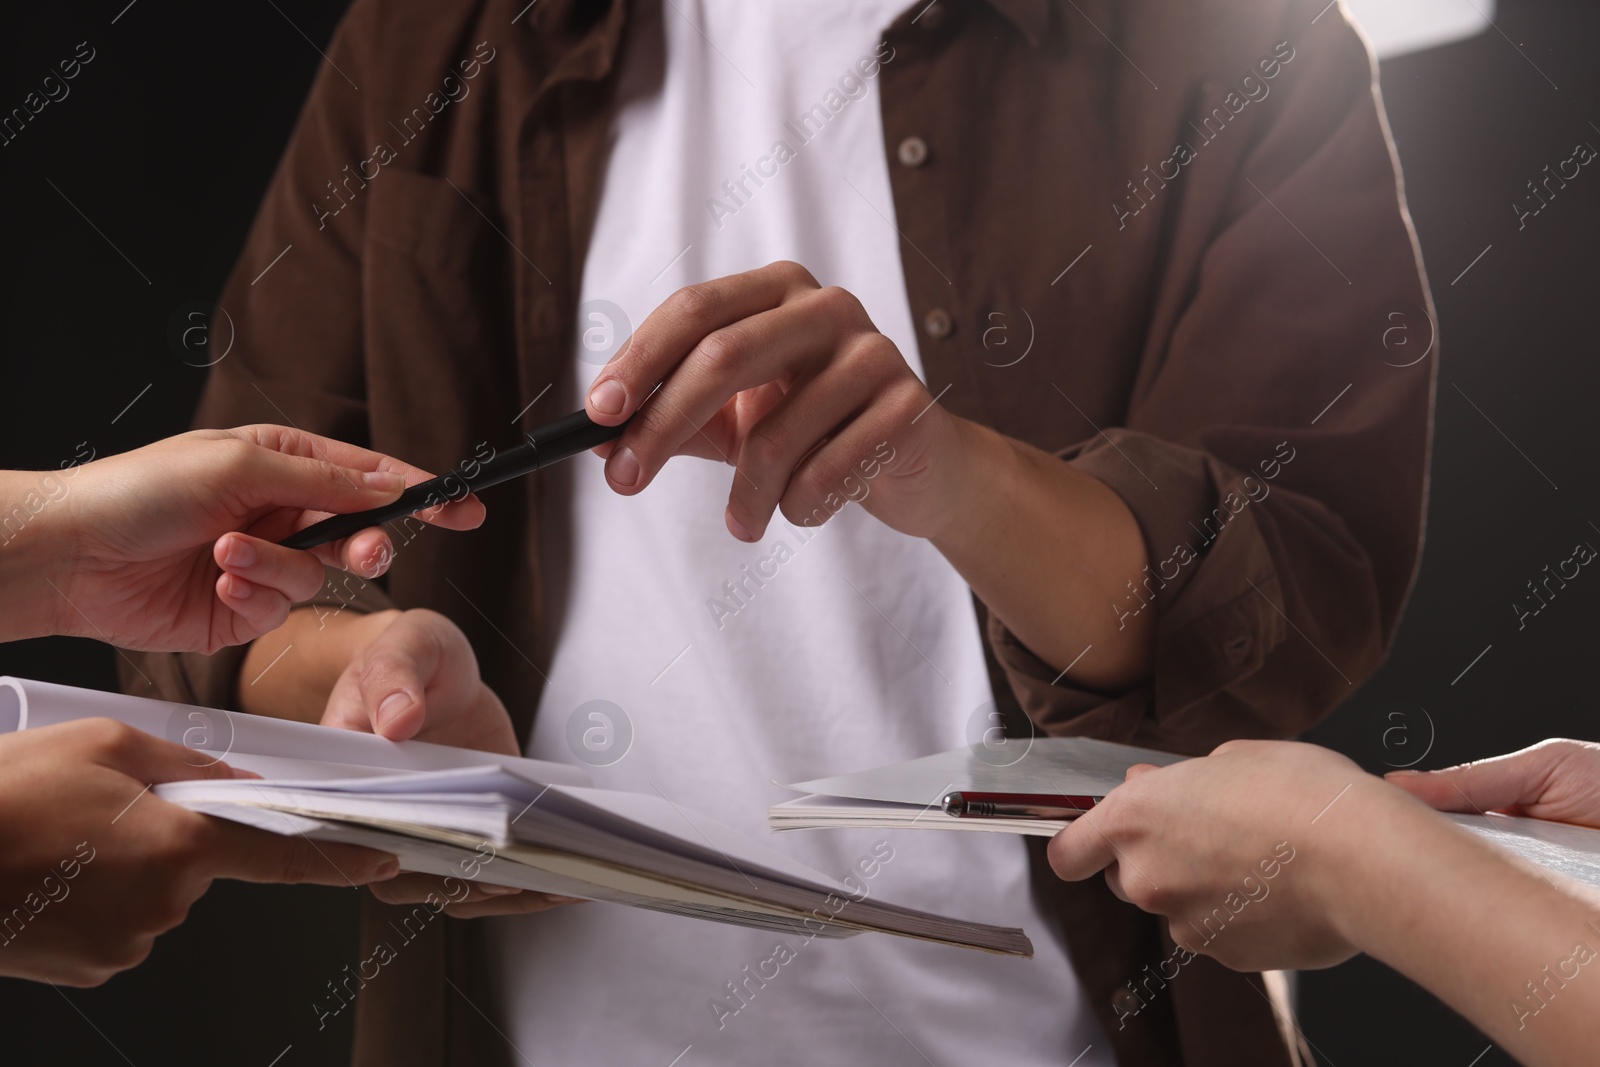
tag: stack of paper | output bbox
[0,677,1032,956]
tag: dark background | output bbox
[1,1,1595,1064]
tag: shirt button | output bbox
[1112,988,1144,1017]
[897,136,929,168]
[923,308,953,340]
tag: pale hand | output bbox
[1046,739,1394,972]
[0,719,397,986]
[1387,737,1600,826]
[29,426,484,653]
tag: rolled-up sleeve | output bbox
[991,10,1434,754]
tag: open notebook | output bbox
[771,738,1600,891]
[0,677,1031,957]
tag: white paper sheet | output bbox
[786,737,1188,805]
[0,676,588,786]
[1448,811,1600,890]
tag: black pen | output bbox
[280,409,627,550]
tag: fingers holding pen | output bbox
[583,262,828,495]
[222,425,489,537]
[575,262,948,543]
[211,427,495,610]
[211,527,398,644]
[214,532,328,601]
[584,263,810,423]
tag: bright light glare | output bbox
[1342,0,1494,59]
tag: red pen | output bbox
[941,791,1101,820]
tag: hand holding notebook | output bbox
[771,737,1600,891]
[0,677,1032,956]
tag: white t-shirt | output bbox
[486,3,1111,1063]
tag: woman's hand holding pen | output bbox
[0,426,483,652]
[582,260,1156,688]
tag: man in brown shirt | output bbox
[127,0,1433,1064]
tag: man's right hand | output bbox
[0,718,398,987]
[1387,738,1600,828]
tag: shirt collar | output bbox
[525,0,1105,87]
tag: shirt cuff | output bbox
[985,428,1291,751]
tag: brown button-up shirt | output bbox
[126,1,1433,1064]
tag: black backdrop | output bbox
[1,2,1596,1064]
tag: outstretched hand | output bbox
[22,425,484,652]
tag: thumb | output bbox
[97,724,254,785]
[202,818,400,886]
[1046,808,1119,882]
[326,614,443,742]
[1124,762,1161,781]
[1385,741,1573,815]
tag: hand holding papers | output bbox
[773,737,1600,892]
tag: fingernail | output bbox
[226,574,252,600]
[364,540,394,577]
[363,470,405,492]
[228,766,263,780]
[589,378,627,416]
[725,510,754,542]
[478,884,523,896]
[223,536,257,569]
[608,445,640,488]
[376,692,410,728]
[1384,769,1422,778]
[374,858,401,880]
